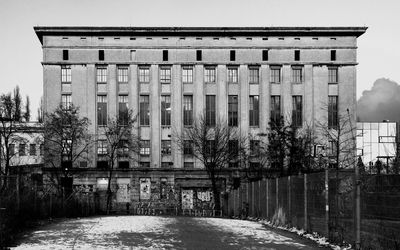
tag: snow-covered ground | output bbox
[15,216,326,249]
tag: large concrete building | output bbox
[34,27,366,211]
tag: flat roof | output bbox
[34,26,367,44]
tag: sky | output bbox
[1,0,400,121]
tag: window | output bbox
[161,140,171,155]
[249,96,259,127]
[139,66,150,83]
[249,67,259,84]
[331,50,336,61]
[10,144,15,155]
[161,95,171,126]
[229,140,239,158]
[228,95,238,127]
[184,162,194,169]
[183,95,193,126]
[97,161,108,169]
[118,95,128,125]
[328,96,338,129]
[183,140,193,155]
[97,95,107,126]
[97,140,107,155]
[61,65,71,83]
[270,66,281,83]
[160,66,171,84]
[292,66,303,83]
[204,66,216,83]
[162,50,168,61]
[206,95,216,126]
[29,144,36,156]
[270,95,281,124]
[118,140,129,157]
[61,94,72,109]
[294,50,300,61]
[328,67,338,84]
[329,140,338,157]
[227,67,238,83]
[230,50,236,61]
[292,96,303,128]
[19,144,26,156]
[161,162,172,168]
[97,67,107,83]
[250,140,260,156]
[262,50,268,61]
[140,140,150,155]
[130,50,136,61]
[182,66,193,83]
[118,66,128,83]
[63,50,69,61]
[118,161,129,169]
[206,140,215,155]
[196,50,202,61]
[140,162,150,168]
[39,144,44,156]
[99,50,104,61]
[139,95,150,126]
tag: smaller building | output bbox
[356,121,397,168]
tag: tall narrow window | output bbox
[204,66,216,83]
[61,65,71,83]
[97,140,107,155]
[227,67,238,83]
[292,96,303,128]
[228,95,238,127]
[206,95,216,126]
[183,140,193,155]
[270,95,281,124]
[328,67,338,84]
[250,140,260,156]
[331,50,336,61]
[10,144,15,156]
[229,140,239,159]
[183,95,193,126]
[161,140,172,155]
[97,67,107,83]
[182,66,193,83]
[63,50,69,61]
[139,95,150,126]
[161,95,171,126]
[262,50,268,61]
[97,95,107,126]
[118,95,128,125]
[61,94,72,109]
[118,66,128,83]
[328,96,338,129]
[249,67,259,84]
[99,50,104,61]
[130,50,136,61]
[270,66,281,83]
[162,50,168,61]
[249,95,259,127]
[160,66,171,84]
[30,144,36,156]
[294,50,300,61]
[230,50,236,61]
[140,140,150,155]
[292,66,303,83]
[139,66,150,83]
[196,50,202,61]
[19,144,26,156]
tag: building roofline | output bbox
[34,26,367,44]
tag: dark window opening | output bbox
[97,161,108,169]
[294,50,300,61]
[262,50,268,61]
[63,50,69,60]
[196,50,202,61]
[331,50,336,61]
[163,50,168,61]
[118,161,129,169]
[99,50,104,61]
[230,50,236,61]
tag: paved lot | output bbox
[15,216,327,249]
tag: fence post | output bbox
[355,168,361,249]
[252,181,255,217]
[266,179,269,219]
[325,169,329,237]
[258,180,261,218]
[304,174,308,231]
[276,178,279,211]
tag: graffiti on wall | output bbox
[140,178,151,200]
[116,178,130,203]
[181,189,194,209]
[197,191,211,202]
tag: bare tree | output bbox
[101,110,140,214]
[23,95,30,122]
[173,115,246,210]
[43,104,93,193]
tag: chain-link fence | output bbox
[226,170,400,250]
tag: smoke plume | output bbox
[357,78,400,122]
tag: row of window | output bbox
[9,143,44,157]
[61,65,339,85]
[61,93,338,129]
[62,49,337,62]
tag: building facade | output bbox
[34,27,366,211]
